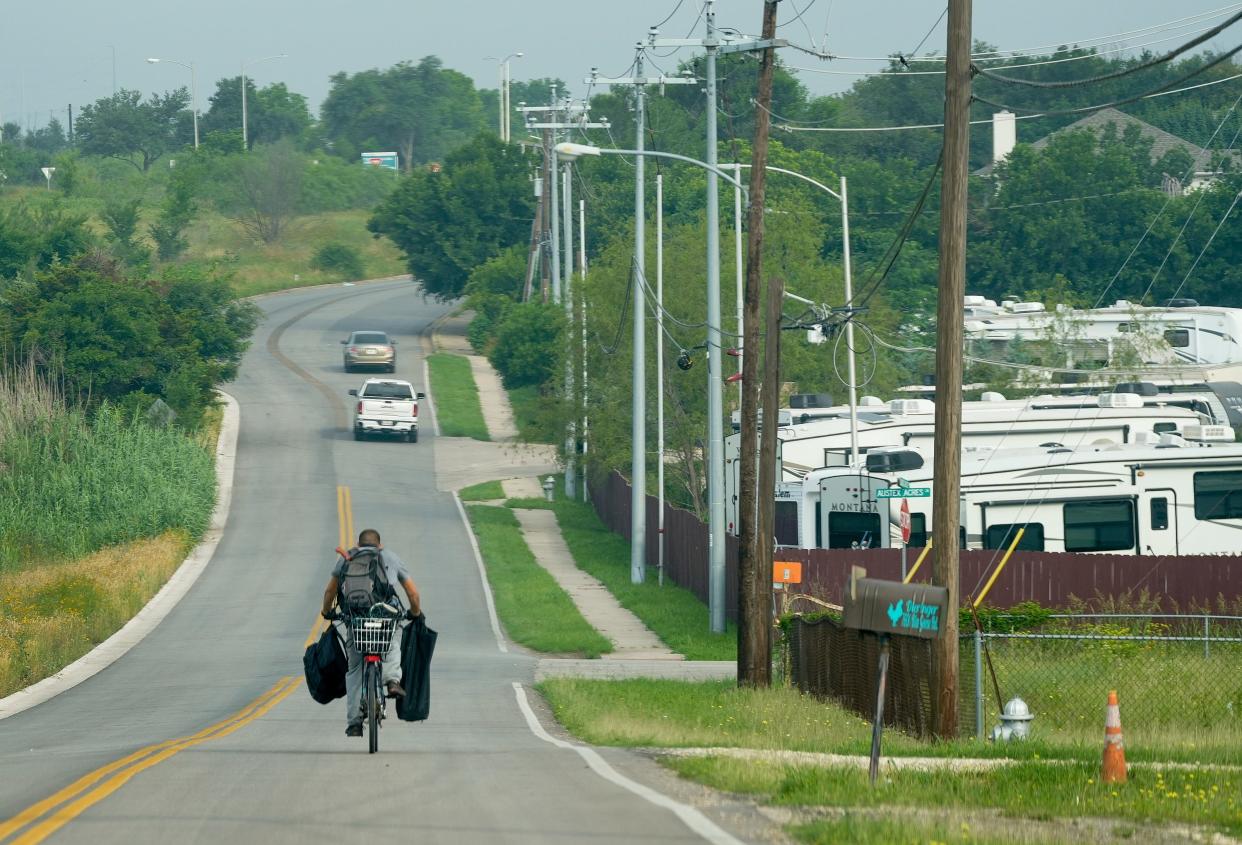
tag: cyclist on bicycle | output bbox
[320,528,422,737]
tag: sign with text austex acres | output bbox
[842,578,949,639]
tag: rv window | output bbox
[1152,422,1178,434]
[1194,471,1242,520]
[827,511,882,549]
[1150,497,1169,530]
[774,501,800,546]
[1064,500,1135,552]
[984,523,1045,551]
[1164,329,1191,348]
[908,513,928,547]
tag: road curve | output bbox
[0,281,751,844]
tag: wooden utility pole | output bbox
[931,0,972,738]
[737,0,780,688]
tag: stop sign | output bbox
[899,498,912,544]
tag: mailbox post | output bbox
[842,573,949,783]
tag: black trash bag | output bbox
[396,614,437,721]
[303,625,347,704]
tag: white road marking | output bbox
[454,493,508,653]
[0,392,242,721]
[511,682,746,845]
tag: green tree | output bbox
[368,133,535,299]
[321,56,486,171]
[202,77,312,147]
[75,89,190,172]
[101,197,150,268]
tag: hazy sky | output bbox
[2,1,1237,131]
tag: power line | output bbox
[974,10,1242,89]
[652,0,688,30]
[973,44,1242,117]
[1168,185,1242,302]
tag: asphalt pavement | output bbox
[0,281,758,845]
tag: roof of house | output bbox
[975,107,1238,177]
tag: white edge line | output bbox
[454,493,508,653]
[511,682,745,845]
[423,358,441,437]
[0,391,242,720]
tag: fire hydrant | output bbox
[992,697,1035,742]
[542,476,555,502]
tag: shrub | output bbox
[311,242,365,281]
[488,302,566,389]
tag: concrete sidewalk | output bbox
[514,508,681,661]
[536,659,734,681]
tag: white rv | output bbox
[775,430,1242,557]
[725,391,1226,535]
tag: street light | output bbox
[733,164,861,465]
[241,54,287,150]
[146,57,198,149]
[484,52,523,142]
[556,141,748,621]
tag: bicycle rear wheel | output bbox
[364,662,379,754]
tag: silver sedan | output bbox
[341,331,397,373]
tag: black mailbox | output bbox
[842,578,949,639]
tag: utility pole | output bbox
[521,95,609,496]
[737,0,781,688]
[587,53,693,585]
[650,2,784,633]
[67,104,73,145]
[931,0,972,739]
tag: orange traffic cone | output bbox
[1102,689,1127,784]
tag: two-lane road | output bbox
[0,282,749,844]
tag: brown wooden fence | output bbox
[591,471,1242,612]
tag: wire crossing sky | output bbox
[0,0,1235,129]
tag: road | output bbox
[0,281,754,845]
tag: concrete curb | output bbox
[0,391,242,720]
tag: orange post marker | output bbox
[1102,689,1127,784]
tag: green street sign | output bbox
[898,478,910,488]
[876,488,930,498]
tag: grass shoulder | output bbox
[465,505,611,657]
[427,353,490,441]
[458,480,505,501]
[667,755,1242,842]
[550,494,736,661]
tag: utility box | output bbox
[842,578,948,639]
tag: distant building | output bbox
[975,107,1240,194]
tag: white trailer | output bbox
[777,429,1242,557]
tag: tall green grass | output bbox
[427,353,490,440]
[0,364,216,572]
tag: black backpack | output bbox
[337,547,396,612]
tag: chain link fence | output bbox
[964,615,1242,754]
[787,614,1242,756]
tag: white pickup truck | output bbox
[348,378,425,442]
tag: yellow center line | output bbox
[0,676,293,844]
[344,486,355,548]
[8,676,303,845]
[336,485,348,551]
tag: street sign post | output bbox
[899,499,911,579]
[843,573,949,783]
[877,487,929,498]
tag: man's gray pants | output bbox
[334,619,406,728]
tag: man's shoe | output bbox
[346,723,363,737]
[386,681,405,699]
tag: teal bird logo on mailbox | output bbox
[886,600,904,627]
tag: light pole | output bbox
[733,164,860,464]
[146,57,198,149]
[241,54,287,150]
[557,142,749,618]
[485,52,523,142]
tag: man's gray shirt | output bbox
[332,547,412,611]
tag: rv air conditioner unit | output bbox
[1010,302,1046,313]
[1183,424,1235,442]
[1098,393,1144,409]
[889,399,935,415]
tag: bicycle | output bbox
[330,602,402,753]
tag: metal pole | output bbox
[734,161,744,401]
[630,49,648,584]
[901,542,908,581]
[705,0,727,634]
[241,67,249,150]
[190,63,199,150]
[549,97,562,304]
[869,634,891,784]
[974,628,985,739]
[1205,615,1211,659]
[564,164,577,500]
[841,176,859,465]
[580,197,589,502]
[498,61,506,140]
[657,172,666,587]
